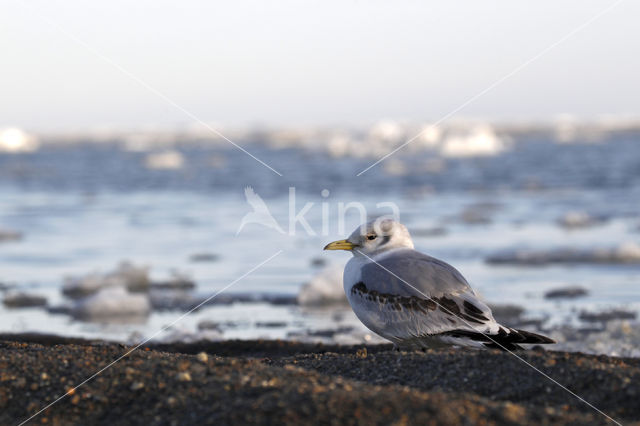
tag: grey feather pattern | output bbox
[359,249,473,299]
[350,248,500,343]
[334,220,555,349]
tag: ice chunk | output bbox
[557,211,604,229]
[63,261,150,299]
[544,286,589,299]
[144,150,185,169]
[72,286,150,321]
[157,326,223,343]
[3,292,47,308]
[150,270,195,290]
[0,128,39,153]
[440,125,507,158]
[298,264,347,306]
[487,242,640,265]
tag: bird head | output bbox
[324,218,414,257]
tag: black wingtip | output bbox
[439,327,555,351]
[513,328,556,345]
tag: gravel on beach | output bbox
[1,334,639,425]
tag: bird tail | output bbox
[483,327,555,351]
[442,327,555,351]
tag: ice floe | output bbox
[578,309,637,323]
[382,158,409,176]
[72,286,150,321]
[150,271,195,290]
[544,286,589,300]
[487,242,640,265]
[0,128,39,153]
[439,125,507,158]
[551,320,640,357]
[557,211,605,229]
[144,150,185,170]
[63,262,150,298]
[157,326,223,343]
[3,292,47,308]
[297,264,347,306]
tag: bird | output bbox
[236,187,284,235]
[324,218,555,350]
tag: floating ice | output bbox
[0,128,39,153]
[551,320,640,357]
[544,286,589,299]
[144,150,185,169]
[413,124,442,149]
[3,292,47,308]
[487,242,640,265]
[63,273,110,298]
[122,131,175,152]
[72,286,150,321]
[157,325,223,343]
[615,241,640,261]
[297,264,347,306]
[326,134,352,158]
[579,309,636,323]
[440,125,507,158]
[382,159,409,176]
[63,262,150,298]
[554,115,578,143]
[150,270,195,290]
[229,121,512,160]
[557,211,604,229]
[197,320,222,331]
[368,120,405,143]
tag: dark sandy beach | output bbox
[1,334,638,425]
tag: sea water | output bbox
[1,131,639,350]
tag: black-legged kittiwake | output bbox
[324,218,555,350]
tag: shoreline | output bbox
[1,334,639,425]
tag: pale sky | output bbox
[1,0,639,131]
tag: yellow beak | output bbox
[323,239,355,251]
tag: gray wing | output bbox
[359,249,473,299]
[353,249,500,340]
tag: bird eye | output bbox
[366,234,376,241]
